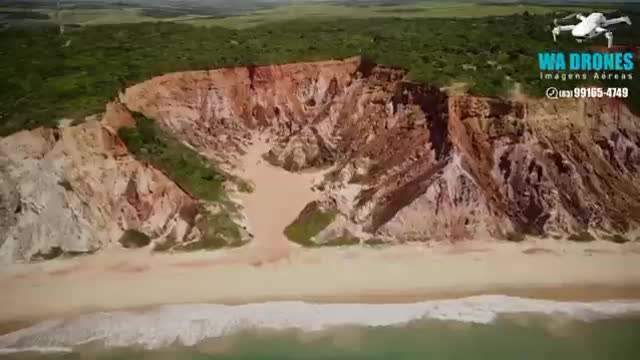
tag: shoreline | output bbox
[3,284,640,339]
[2,239,640,327]
[3,284,640,349]
[3,286,640,336]
[6,283,640,328]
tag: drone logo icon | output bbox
[551,12,632,48]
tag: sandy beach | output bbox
[2,135,640,326]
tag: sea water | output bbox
[2,295,640,359]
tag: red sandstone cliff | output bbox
[117,57,640,243]
[0,103,201,262]
[2,57,639,261]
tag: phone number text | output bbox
[545,87,628,99]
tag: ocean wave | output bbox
[0,346,72,354]
[2,295,640,352]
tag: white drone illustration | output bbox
[552,12,632,48]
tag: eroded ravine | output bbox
[235,135,322,261]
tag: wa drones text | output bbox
[538,52,634,81]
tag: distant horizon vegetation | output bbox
[2,1,639,27]
[0,0,638,136]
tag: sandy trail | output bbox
[171,134,321,267]
[236,135,320,261]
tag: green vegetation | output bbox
[324,234,360,247]
[284,205,337,247]
[186,3,604,29]
[364,238,387,247]
[505,231,526,242]
[568,230,596,242]
[175,211,243,251]
[152,238,176,252]
[603,234,631,244]
[233,177,255,193]
[0,10,50,20]
[3,3,608,30]
[30,245,97,261]
[55,9,158,25]
[284,204,358,247]
[1,7,638,136]
[70,118,85,127]
[58,179,73,192]
[118,229,152,248]
[141,8,193,19]
[153,208,244,252]
[29,8,202,26]
[30,246,64,261]
[116,112,246,251]
[118,112,226,201]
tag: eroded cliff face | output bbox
[426,96,640,240]
[0,103,200,262]
[2,56,640,261]
[119,56,640,243]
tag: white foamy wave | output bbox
[1,295,640,352]
[0,346,72,354]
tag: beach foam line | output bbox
[1,295,640,352]
[0,346,72,354]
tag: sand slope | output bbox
[235,135,321,262]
